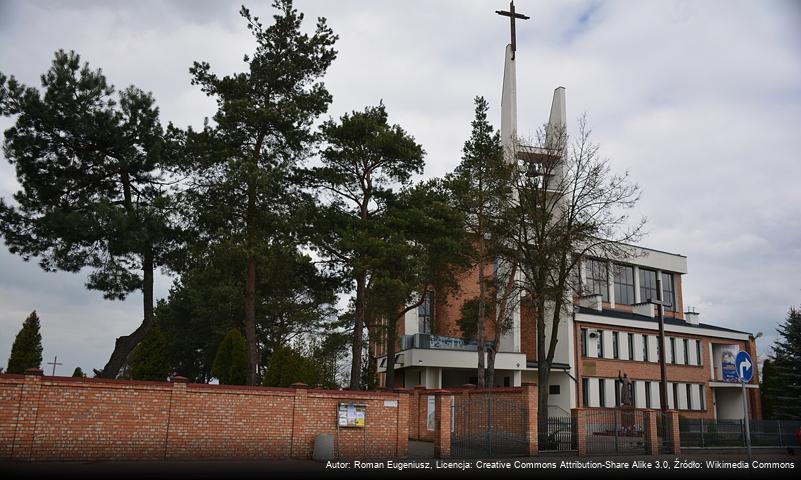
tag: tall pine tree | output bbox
[181,1,337,385]
[765,306,801,419]
[129,324,170,381]
[211,328,248,385]
[6,311,43,374]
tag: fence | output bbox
[679,418,801,448]
[539,416,574,452]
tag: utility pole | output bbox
[650,275,669,449]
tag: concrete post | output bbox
[433,393,451,459]
[643,409,659,455]
[667,410,681,455]
[572,408,587,456]
[522,382,538,456]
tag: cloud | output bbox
[1,0,799,371]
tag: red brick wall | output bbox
[0,372,409,461]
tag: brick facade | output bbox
[0,371,409,461]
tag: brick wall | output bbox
[0,371,409,461]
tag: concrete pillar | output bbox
[667,410,681,455]
[433,393,452,458]
[571,408,587,456]
[523,382,538,456]
[12,368,43,461]
[643,410,659,455]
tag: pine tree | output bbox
[72,367,86,377]
[6,311,43,374]
[129,325,170,381]
[766,306,801,419]
[211,328,248,385]
[262,345,320,387]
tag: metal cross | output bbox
[47,355,63,376]
[495,1,530,60]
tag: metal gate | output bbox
[539,416,575,452]
[585,409,646,455]
[450,393,529,458]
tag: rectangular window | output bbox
[550,384,560,395]
[639,268,659,303]
[581,328,588,357]
[597,330,604,358]
[614,380,620,406]
[686,384,692,410]
[670,337,676,364]
[662,272,675,311]
[683,338,689,365]
[612,332,619,359]
[631,381,637,407]
[698,384,705,410]
[696,340,702,366]
[582,378,590,407]
[627,333,634,360]
[418,291,434,334]
[599,379,606,407]
[645,381,652,408]
[642,334,649,361]
[672,383,679,410]
[613,264,635,305]
[586,259,609,302]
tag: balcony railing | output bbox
[400,333,494,351]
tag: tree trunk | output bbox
[98,243,155,378]
[486,343,496,387]
[538,360,551,434]
[385,311,398,389]
[477,230,486,388]
[350,271,367,390]
[244,256,258,385]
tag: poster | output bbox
[427,395,435,431]
[337,403,366,428]
[721,346,738,383]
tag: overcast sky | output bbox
[1,0,799,375]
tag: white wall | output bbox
[716,388,746,419]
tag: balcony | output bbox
[400,333,494,351]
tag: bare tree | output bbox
[508,114,645,424]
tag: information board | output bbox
[337,403,366,428]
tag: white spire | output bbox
[500,44,517,164]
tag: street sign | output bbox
[735,351,753,383]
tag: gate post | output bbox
[434,392,452,459]
[643,410,659,455]
[666,410,681,455]
[571,408,587,456]
[523,382,538,456]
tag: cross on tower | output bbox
[495,1,530,60]
[47,355,62,376]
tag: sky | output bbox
[0,0,800,375]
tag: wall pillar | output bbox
[523,382,538,456]
[290,384,309,458]
[11,368,43,461]
[667,410,681,455]
[643,409,659,455]
[571,408,587,456]
[394,389,410,458]
[433,393,451,459]
[164,376,188,460]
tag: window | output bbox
[656,337,661,361]
[645,381,652,408]
[582,378,590,407]
[661,272,675,311]
[550,384,560,395]
[672,383,679,410]
[627,333,634,360]
[612,332,619,359]
[597,330,604,358]
[698,384,705,410]
[686,384,693,410]
[580,328,588,357]
[599,379,606,407]
[683,338,689,365]
[613,265,635,305]
[586,259,609,302]
[418,291,434,334]
[614,379,620,406]
[639,268,659,303]
[696,340,702,366]
[669,337,676,364]
[642,334,649,361]
[631,381,637,407]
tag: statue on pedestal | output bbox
[618,370,633,407]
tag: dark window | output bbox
[686,383,692,410]
[418,291,434,334]
[503,377,510,387]
[586,259,609,302]
[698,384,705,410]
[612,332,619,359]
[696,340,702,366]
[550,384,560,395]
[627,333,634,360]
[672,383,678,410]
[613,264,635,305]
[631,381,637,407]
[645,381,652,408]
[597,330,604,358]
[639,268,659,303]
[670,337,676,364]
[683,338,689,365]
[599,379,606,407]
[580,328,588,357]
[662,273,675,311]
[582,378,590,407]
[643,334,649,361]
[614,380,620,406]
[656,336,661,361]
